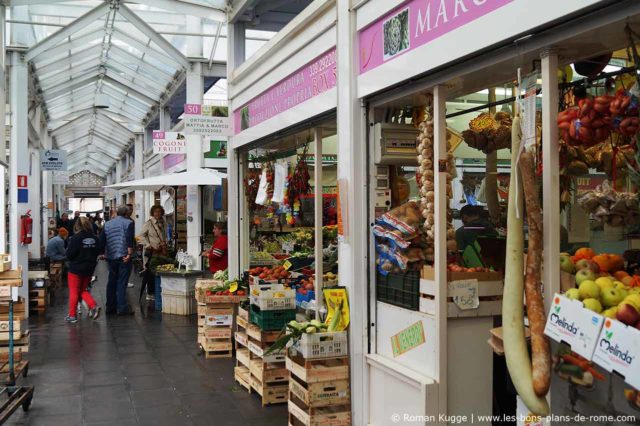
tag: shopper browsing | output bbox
[138,205,167,299]
[46,228,68,296]
[202,222,228,274]
[65,217,101,323]
[455,205,498,251]
[100,205,135,316]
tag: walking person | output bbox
[45,228,68,304]
[65,217,101,323]
[137,206,167,302]
[125,204,136,289]
[202,222,228,274]
[100,205,135,316]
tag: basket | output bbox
[289,331,348,359]
[376,271,419,311]
[249,305,295,331]
[250,283,296,311]
[161,289,197,315]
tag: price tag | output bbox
[448,279,479,310]
[282,241,295,254]
[283,260,292,271]
[229,282,238,293]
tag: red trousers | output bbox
[68,272,96,317]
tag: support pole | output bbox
[134,133,144,234]
[433,85,448,424]
[313,128,323,321]
[9,50,30,303]
[186,62,204,269]
[541,49,560,306]
[0,5,6,254]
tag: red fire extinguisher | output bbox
[20,210,32,245]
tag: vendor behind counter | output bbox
[455,205,498,251]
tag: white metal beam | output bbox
[104,62,164,97]
[117,4,189,68]
[30,28,104,65]
[106,54,171,88]
[95,112,136,136]
[44,74,100,102]
[25,2,110,61]
[103,73,158,105]
[109,45,174,80]
[111,29,182,71]
[122,0,225,22]
[46,84,97,109]
[28,4,187,26]
[51,113,91,133]
[34,44,101,75]
[39,62,102,88]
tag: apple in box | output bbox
[575,269,597,285]
[617,303,640,326]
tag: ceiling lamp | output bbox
[95,93,110,109]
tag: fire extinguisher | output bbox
[20,210,32,245]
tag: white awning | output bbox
[104,168,226,191]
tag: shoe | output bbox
[65,316,78,323]
[146,294,155,301]
[117,309,135,316]
[127,283,135,288]
[90,307,101,320]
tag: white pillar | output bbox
[336,1,366,423]
[9,50,29,302]
[0,5,6,254]
[41,125,51,248]
[313,128,323,320]
[186,62,204,269]
[134,133,144,234]
[159,106,171,131]
[29,146,42,259]
[115,157,122,184]
[186,16,203,59]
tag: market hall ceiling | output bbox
[9,0,227,176]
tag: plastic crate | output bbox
[161,289,197,315]
[250,283,296,311]
[249,305,295,331]
[376,271,419,311]
[290,331,348,359]
[295,290,315,307]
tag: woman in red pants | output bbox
[65,217,101,323]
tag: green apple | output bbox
[565,288,581,300]
[602,306,618,319]
[618,288,628,300]
[575,269,596,285]
[601,287,625,308]
[614,281,627,290]
[583,298,603,313]
[575,259,591,270]
[623,294,640,310]
[578,280,600,300]
[629,288,640,295]
[595,277,614,290]
[560,255,575,274]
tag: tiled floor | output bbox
[5,262,287,425]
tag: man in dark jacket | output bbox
[66,217,101,323]
[100,205,135,315]
[455,205,498,251]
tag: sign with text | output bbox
[152,131,186,154]
[358,0,513,74]
[233,48,337,133]
[448,279,480,310]
[592,318,640,389]
[390,320,426,357]
[184,104,232,137]
[40,149,67,171]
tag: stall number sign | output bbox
[184,104,231,137]
[40,149,67,171]
[448,279,479,310]
[391,321,425,357]
[152,131,186,154]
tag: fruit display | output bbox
[461,111,512,153]
[155,264,178,272]
[196,279,248,298]
[447,263,493,273]
[578,180,640,227]
[560,248,640,327]
[248,265,292,281]
[213,269,229,281]
[624,388,640,410]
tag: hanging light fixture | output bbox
[95,92,110,109]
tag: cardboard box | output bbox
[592,318,640,389]
[544,294,604,360]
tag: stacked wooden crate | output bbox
[195,279,247,359]
[0,268,29,372]
[286,331,350,426]
[28,271,48,315]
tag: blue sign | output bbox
[17,189,28,203]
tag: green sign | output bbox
[391,321,425,357]
[204,140,227,159]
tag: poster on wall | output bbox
[40,149,67,171]
[184,104,231,137]
[152,131,186,154]
[204,140,227,159]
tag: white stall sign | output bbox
[153,131,186,154]
[184,104,231,137]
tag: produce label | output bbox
[282,260,292,271]
[448,279,479,310]
[543,294,605,360]
[233,48,337,133]
[592,318,640,389]
[391,321,425,357]
[358,0,514,74]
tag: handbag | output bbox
[150,220,168,256]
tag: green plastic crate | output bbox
[249,305,296,331]
[376,271,420,311]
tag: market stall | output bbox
[354,0,640,424]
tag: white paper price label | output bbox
[448,279,480,310]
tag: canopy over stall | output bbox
[104,168,226,192]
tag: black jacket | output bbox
[66,230,100,276]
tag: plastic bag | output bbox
[378,201,422,235]
[271,161,287,204]
[255,168,269,206]
[372,225,415,249]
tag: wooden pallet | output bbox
[286,352,349,384]
[288,394,351,426]
[234,366,251,393]
[202,347,233,359]
[0,360,29,384]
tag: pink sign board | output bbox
[233,48,337,134]
[163,154,185,172]
[359,0,513,74]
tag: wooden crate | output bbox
[203,348,233,359]
[288,394,351,426]
[238,305,249,321]
[247,323,280,343]
[235,331,248,347]
[236,348,252,369]
[197,303,207,316]
[250,359,288,384]
[419,276,503,318]
[206,305,234,315]
[202,338,233,352]
[29,288,46,298]
[250,375,288,406]
[248,340,285,363]
[0,299,25,315]
[197,315,205,327]
[289,374,350,408]
[0,320,26,335]
[234,366,251,393]
[286,353,349,384]
[204,326,232,340]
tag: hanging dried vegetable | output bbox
[244,169,261,213]
[288,149,311,206]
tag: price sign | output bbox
[283,260,292,271]
[448,279,480,310]
[281,241,295,254]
